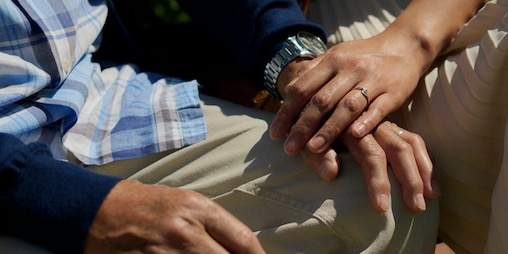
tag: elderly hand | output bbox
[300,119,440,213]
[84,180,265,254]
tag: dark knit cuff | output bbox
[0,133,121,253]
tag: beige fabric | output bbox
[395,13,508,253]
[307,0,408,45]
[0,94,439,253]
[485,118,508,254]
[92,95,438,254]
[484,10,508,254]
[308,1,508,253]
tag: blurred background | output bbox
[95,0,207,79]
[94,0,264,107]
[94,0,307,110]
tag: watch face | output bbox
[296,31,327,55]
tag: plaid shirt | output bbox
[0,0,206,165]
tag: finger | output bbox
[350,91,406,138]
[340,130,391,213]
[276,78,340,155]
[300,146,340,181]
[373,122,426,212]
[203,200,266,254]
[269,61,328,141]
[165,220,230,254]
[269,86,310,141]
[159,192,262,254]
[285,75,352,155]
[308,85,372,154]
[392,124,440,199]
[282,106,322,155]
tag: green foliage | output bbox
[150,0,190,24]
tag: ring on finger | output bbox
[353,86,370,107]
[395,129,404,136]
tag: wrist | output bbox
[376,26,438,76]
[383,0,484,75]
[264,31,327,100]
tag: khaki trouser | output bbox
[0,94,438,253]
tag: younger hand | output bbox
[84,180,265,254]
[270,33,427,156]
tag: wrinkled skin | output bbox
[85,180,265,254]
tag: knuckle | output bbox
[370,146,386,160]
[327,50,343,62]
[351,59,366,71]
[291,121,312,136]
[420,164,434,179]
[384,141,412,158]
[343,95,366,114]
[393,141,412,153]
[408,133,426,146]
[424,158,434,172]
[406,178,424,191]
[322,120,343,138]
[285,82,308,98]
[346,57,369,74]
[235,229,259,248]
[363,141,386,159]
[311,92,332,112]
[177,191,209,210]
[161,216,196,241]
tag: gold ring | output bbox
[353,87,370,106]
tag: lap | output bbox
[91,94,439,253]
[3,95,438,253]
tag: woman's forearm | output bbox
[381,0,486,74]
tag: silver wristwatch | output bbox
[264,31,327,100]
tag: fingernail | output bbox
[355,123,366,137]
[284,138,298,155]
[269,123,281,139]
[318,161,332,180]
[378,194,391,212]
[318,158,338,181]
[415,193,426,211]
[309,135,326,151]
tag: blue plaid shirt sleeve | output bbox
[0,0,206,165]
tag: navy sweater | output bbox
[0,1,325,253]
[176,0,326,84]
